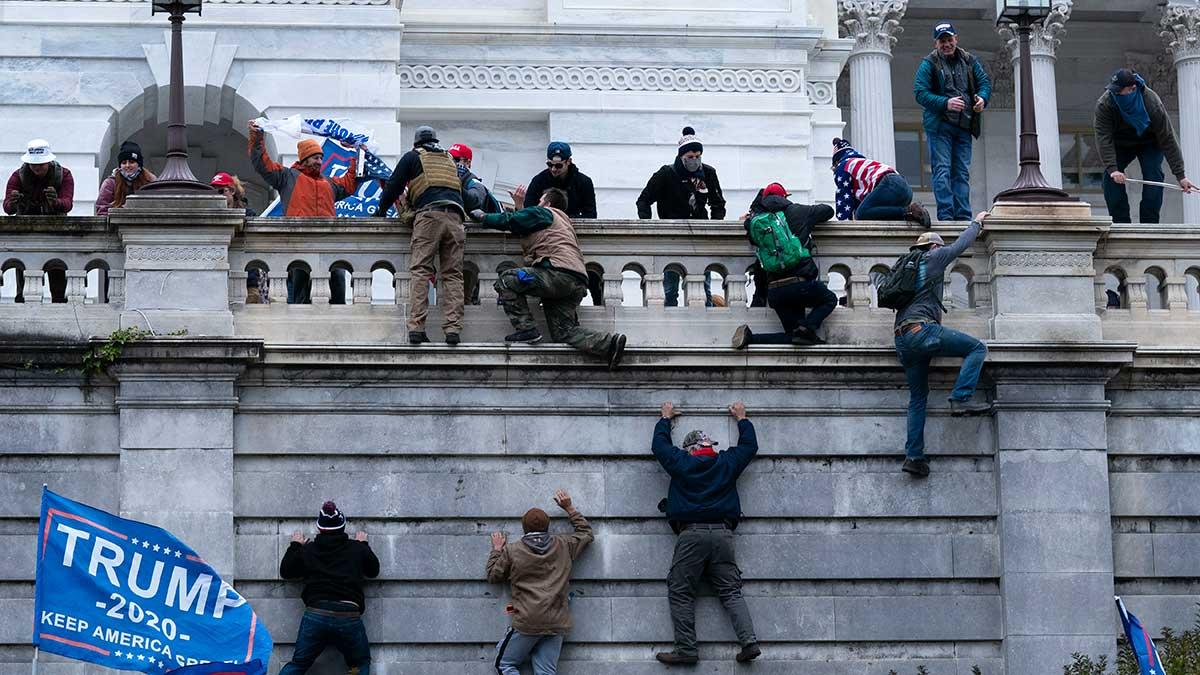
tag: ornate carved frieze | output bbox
[1161,2,1200,62]
[127,246,226,263]
[997,0,1073,59]
[395,65,807,94]
[838,0,907,55]
[806,81,836,106]
[995,251,1093,274]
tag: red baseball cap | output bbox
[762,182,789,198]
[210,172,235,187]
[448,143,473,161]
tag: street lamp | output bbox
[994,0,1072,202]
[139,0,215,194]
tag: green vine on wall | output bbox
[81,327,188,378]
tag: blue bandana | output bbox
[1110,75,1151,137]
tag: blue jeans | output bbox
[1102,142,1166,224]
[894,323,987,459]
[663,270,714,307]
[280,609,371,674]
[748,278,838,344]
[495,628,563,675]
[856,174,913,221]
[928,123,974,221]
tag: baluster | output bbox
[644,273,665,307]
[1125,278,1148,311]
[1094,275,1108,311]
[849,274,871,310]
[972,273,992,311]
[23,269,44,304]
[725,275,747,307]
[311,272,332,304]
[478,273,500,304]
[1166,277,1188,313]
[108,270,125,306]
[685,274,706,308]
[352,272,373,304]
[268,272,288,305]
[229,271,247,306]
[603,273,625,307]
[394,271,411,305]
[66,270,86,305]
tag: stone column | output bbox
[838,0,907,166]
[998,0,1072,189]
[1161,1,1200,224]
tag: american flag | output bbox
[359,148,393,181]
[833,153,896,220]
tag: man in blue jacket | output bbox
[913,21,991,222]
[652,401,760,665]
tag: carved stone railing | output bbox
[1094,223,1200,345]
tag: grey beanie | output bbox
[413,125,438,146]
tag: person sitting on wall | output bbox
[652,401,761,666]
[832,137,931,226]
[4,139,74,216]
[279,501,380,674]
[487,489,593,675]
[732,182,837,348]
[1094,68,1196,224]
[510,141,598,219]
[471,187,628,369]
[95,141,156,215]
[636,127,727,307]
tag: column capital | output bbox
[1161,1,1200,63]
[997,0,1073,59]
[838,0,907,56]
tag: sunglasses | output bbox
[546,162,566,170]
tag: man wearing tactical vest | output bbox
[732,183,837,349]
[471,188,627,370]
[4,139,74,216]
[377,126,468,345]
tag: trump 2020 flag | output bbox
[33,487,272,673]
[1116,596,1166,675]
[168,659,264,674]
[264,139,396,218]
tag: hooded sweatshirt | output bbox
[485,510,593,635]
[279,531,380,610]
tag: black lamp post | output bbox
[994,0,1072,202]
[139,0,215,194]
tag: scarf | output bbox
[1110,75,1151,136]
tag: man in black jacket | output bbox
[733,183,837,348]
[652,401,760,666]
[512,141,598,219]
[279,501,381,674]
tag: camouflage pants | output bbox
[494,266,615,357]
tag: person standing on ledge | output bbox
[1095,68,1196,224]
[886,212,991,479]
[95,141,156,215]
[637,127,727,307]
[376,126,467,346]
[652,401,760,666]
[510,141,598,219]
[4,139,74,216]
[832,138,931,226]
[914,21,991,222]
[487,489,593,675]
[279,501,380,674]
[471,187,627,369]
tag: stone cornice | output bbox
[838,0,906,56]
[997,0,1072,59]
[1161,2,1200,62]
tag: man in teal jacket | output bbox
[913,21,991,222]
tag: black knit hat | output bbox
[317,501,347,531]
[117,141,144,168]
[677,127,703,156]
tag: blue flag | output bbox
[1116,596,1165,675]
[168,659,264,674]
[264,139,396,218]
[33,488,272,673]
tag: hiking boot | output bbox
[949,398,991,417]
[792,325,818,346]
[444,332,460,346]
[732,324,752,350]
[735,643,761,663]
[608,333,627,370]
[504,329,543,344]
[655,651,699,665]
[905,202,932,228]
[902,457,931,478]
[408,331,429,345]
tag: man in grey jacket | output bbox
[894,212,991,478]
[1095,68,1196,223]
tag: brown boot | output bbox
[905,202,931,228]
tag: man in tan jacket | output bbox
[486,489,593,675]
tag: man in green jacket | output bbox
[1095,68,1196,223]
[472,188,627,369]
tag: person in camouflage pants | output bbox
[472,188,627,370]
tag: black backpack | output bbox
[876,250,928,310]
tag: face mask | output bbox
[120,167,141,181]
[456,164,468,179]
[682,156,702,173]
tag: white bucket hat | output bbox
[21,139,55,165]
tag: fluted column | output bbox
[1161,1,1200,224]
[998,0,1072,189]
[839,0,907,166]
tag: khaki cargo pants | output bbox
[408,207,466,334]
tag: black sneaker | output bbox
[792,325,818,346]
[408,331,429,345]
[444,332,460,345]
[608,333,627,370]
[902,457,930,478]
[655,651,699,665]
[735,643,761,662]
[732,324,752,350]
[504,329,543,344]
[949,398,991,416]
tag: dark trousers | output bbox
[663,270,714,307]
[495,266,616,357]
[280,608,371,674]
[666,524,757,656]
[748,278,838,344]
[1102,142,1166,224]
[856,173,914,221]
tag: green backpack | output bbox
[749,211,811,274]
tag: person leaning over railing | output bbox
[832,137,930,226]
[4,139,73,216]
[95,141,155,216]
